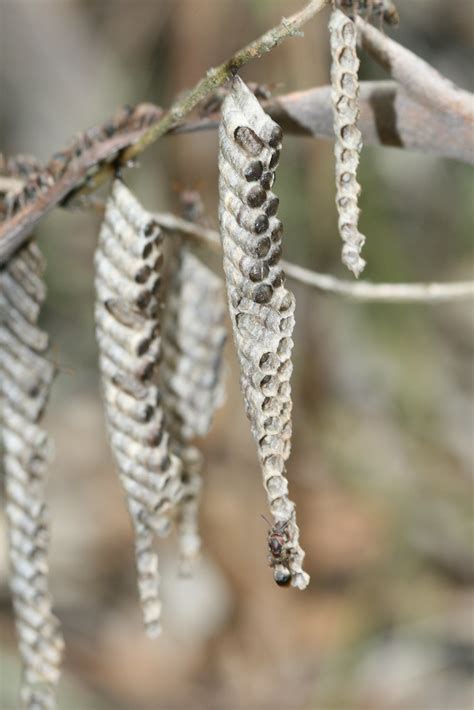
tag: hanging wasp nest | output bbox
[0,239,64,710]
[335,0,399,26]
[218,76,309,590]
[329,6,367,277]
[0,55,328,710]
[94,179,228,635]
[160,239,227,572]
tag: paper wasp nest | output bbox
[95,179,183,637]
[218,76,309,590]
[161,243,226,570]
[329,7,366,277]
[0,240,64,709]
[336,0,399,26]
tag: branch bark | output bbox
[0,0,328,265]
[0,121,160,266]
[1,4,473,264]
[121,0,329,163]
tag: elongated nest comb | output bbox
[1,239,64,709]
[330,7,366,277]
[161,240,227,572]
[94,179,185,637]
[218,76,309,590]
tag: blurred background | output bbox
[1,1,473,708]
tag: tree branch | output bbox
[1,2,473,265]
[0,0,328,265]
[0,113,162,266]
[152,212,474,304]
[281,261,474,303]
[178,80,473,164]
[121,0,329,163]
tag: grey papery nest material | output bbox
[218,76,309,591]
[94,179,183,638]
[335,0,399,26]
[329,7,366,277]
[161,245,227,571]
[0,240,64,710]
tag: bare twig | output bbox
[2,79,471,267]
[281,261,474,303]
[152,212,474,304]
[1,2,473,263]
[0,0,327,265]
[151,212,221,252]
[121,0,329,162]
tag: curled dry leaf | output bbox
[218,76,309,590]
[329,7,366,277]
[0,240,64,710]
[94,179,183,637]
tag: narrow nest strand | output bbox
[0,240,64,710]
[218,76,309,590]
[329,7,366,277]
[161,245,227,570]
[94,179,183,637]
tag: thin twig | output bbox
[120,0,329,163]
[152,212,221,252]
[0,0,327,265]
[2,76,472,268]
[1,3,473,263]
[281,261,474,303]
[152,212,474,304]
